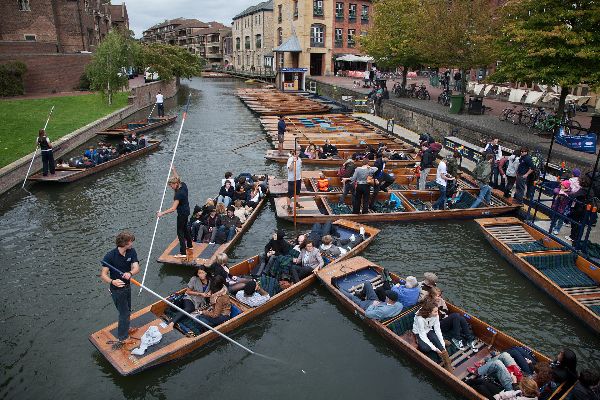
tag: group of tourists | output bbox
[60,134,148,169]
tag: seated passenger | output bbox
[534,362,558,400]
[236,280,270,307]
[321,139,338,158]
[206,253,251,293]
[220,205,242,242]
[233,200,249,224]
[390,275,420,309]
[82,156,95,168]
[506,346,537,376]
[412,300,452,371]
[304,144,318,159]
[84,146,97,163]
[320,234,346,259]
[247,182,262,208]
[215,202,226,217]
[567,369,600,400]
[198,207,222,244]
[233,185,248,205]
[56,158,69,168]
[217,180,235,207]
[222,171,235,187]
[195,276,231,329]
[263,230,294,281]
[316,173,329,192]
[342,281,403,321]
[493,377,539,400]
[292,240,324,281]
[418,272,438,302]
[169,266,211,327]
[128,132,137,144]
[550,349,578,386]
[137,134,147,148]
[469,352,522,392]
[427,287,477,352]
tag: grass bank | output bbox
[0,92,128,168]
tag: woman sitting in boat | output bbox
[217,180,235,207]
[233,200,249,224]
[292,240,324,281]
[426,287,478,352]
[549,349,578,386]
[233,183,248,205]
[319,234,346,260]
[198,207,222,244]
[263,230,294,280]
[207,253,252,294]
[247,182,263,208]
[304,144,319,159]
[418,272,439,302]
[468,352,523,392]
[533,362,557,400]
[412,300,453,371]
[493,377,540,400]
[195,276,231,330]
[236,280,270,307]
[137,134,147,148]
[215,202,227,217]
[321,139,338,158]
[169,266,211,327]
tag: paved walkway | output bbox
[313,76,598,170]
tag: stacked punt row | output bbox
[236,88,331,115]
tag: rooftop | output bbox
[233,0,273,20]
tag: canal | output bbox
[0,78,598,399]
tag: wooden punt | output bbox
[316,256,570,400]
[265,149,419,166]
[157,194,268,266]
[273,189,519,224]
[27,140,161,183]
[236,88,331,115]
[476,217,600,334]
[90,220,379,375]
[96,116,177,137]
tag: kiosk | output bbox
[280,68,307,91]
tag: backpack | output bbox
[473,160,488,182]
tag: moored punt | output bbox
[90,220,379,375]
[476,217,600,334]
[265,149,419,166]
[27,140,161,183]
[316,256,570,400]
[157,194,268,266]
[96,116,177,137]
[236,88,331,115]
[273,189,519,224]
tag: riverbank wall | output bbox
[0,79,177,195]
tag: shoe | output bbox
[451,338,465,350]
[111,341,125,350]
[468,340,478,353]
[564,236,572,242]
[467,367,478,375]
[473,360,485,368]
[295,203,304,209]
[173,254,187,258]
[209,242,215,245]
[359,226,365,236]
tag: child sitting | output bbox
[316,173,329,192]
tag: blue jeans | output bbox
[343,281,378,310]
[220,226,236,242]
[339,180,354,203]
[433,183,447,210]
[195,314,230,332]
[477,352,516,391]
[470,184,491,208]
[217,195,231,207]
[110,286,131,341]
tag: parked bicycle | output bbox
[393,82,417,98]
[498,105,518,121]
[413,83,431,100]
[438,89,452,106]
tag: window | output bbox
[278,53,284,69]
[349,4,357,20]
[24,34,36,41]
[313,0,323,16]
[235,37,240,50]
[18,0,30,11]
[277,27,282,45]
[245,36,250,49]
[334,28,343,48]
[257,54,261,66]
[335,2,343,19]
[347,29,355,47]
[293,0,298,18]
[361,5,369,21]
[246,54,250,65]
[310,24,325,47]
[278,4,282,23]
[255,34,262,49]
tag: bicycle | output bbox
[414,83,431,100]
[438,89,452,106]
[499,105,517,121]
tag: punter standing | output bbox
[158,167,193,259]
[277,115,286,154]
[100,231,140,349]
[38,129,55,176]
[156,90,164,117]
[286,150,302,212]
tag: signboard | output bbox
[280,68,308,73]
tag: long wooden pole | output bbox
[293,137,298,229]
[146,102,157,121]
[139,93,191,294]
[22,105,55,189]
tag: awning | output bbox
[336,54,374,63]
[273,34,301,52]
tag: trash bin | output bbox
[467,96,484,115]
[430,75,439,87]
[449,95,464,114]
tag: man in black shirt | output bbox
[100,231,140,348]
[158,167,193,259]
[514,147,535,204]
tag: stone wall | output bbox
[129,78,178,109]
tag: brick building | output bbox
[142,18,231,67]
[0,0,129,94]
[332,0,372,73]
[232,0,274,73]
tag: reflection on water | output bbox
[0,78,598,400]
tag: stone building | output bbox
[0,0,129,93]
[142,18,231,67]
[231,0,274,73]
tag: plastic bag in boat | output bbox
[131,326,162,356]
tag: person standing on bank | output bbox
[470,154,494,208]
[157,167,193,259]
[513,147,535,205]
[277,115,286,154]
[433,156,455,210]
[38,129,55,176]
[100,231,140,349]
[286,151,303,212]
[156,90,164,117]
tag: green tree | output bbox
[140,43,205,82]
[85,30,139,105]
[412,0,499,94]
[359,0,421,89]
[493,0,600,118]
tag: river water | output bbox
[0,78,598,400]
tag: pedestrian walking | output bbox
[156,90,164,117]
[37,129,55,176]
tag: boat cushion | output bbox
[387,309,417,336]
[523,253,597,288]
[509,240,550,253]
[588,305,600,316]
[230,304,242,318]
[258,275,282,297]
[333,267,380,292]
[330,202,353,215]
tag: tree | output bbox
[492,0,600,119]
[412,0,499,94]
[86,30,139,105]
[359,0,421,89]
[140,43,205,82]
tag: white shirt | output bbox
[412,314,445,352]
[236,291,270,307]
[156,93,164,104]
[287,156,302,182]
[436,160,448,187]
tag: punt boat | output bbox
[27,140,161,183]
[90,220,379,375]
[157,194,268,266]
[316,256,571,400]
[236,88,331,116]
[96,116,177,137]
[273,189,519,224]
[476,217,600,334]
[265,150,419,166]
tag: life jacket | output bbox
[317,178,329,191]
